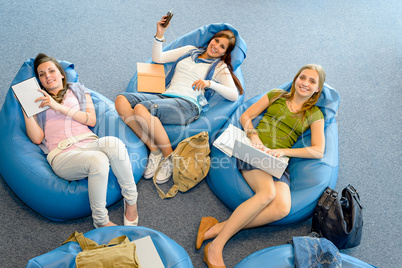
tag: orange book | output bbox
[137,63,165,93]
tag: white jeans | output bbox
[51,136,138,226]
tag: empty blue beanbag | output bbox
[234,244,376,268]
[125,23,247,148]
[0,58,147,221]
[207,81,340,225]
[27,226,193,268]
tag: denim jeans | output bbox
[119,92,199,125]
[293,234,342,268]
[51,136,138,226]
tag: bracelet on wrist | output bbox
[246,129,258,138]
[154,35,166,42]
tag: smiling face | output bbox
[294,69,320,99]
[205,37,229,59]
[37,61,65,94]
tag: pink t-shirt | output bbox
[44,90,93,153]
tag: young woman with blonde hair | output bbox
[197,64,326,268]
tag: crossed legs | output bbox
[115,95,173,157]
[203,169,291,266]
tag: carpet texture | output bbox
[0,0,400,267]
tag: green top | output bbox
[256,89,324,149]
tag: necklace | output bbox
[261,100,302,143]
[287,99,300,113]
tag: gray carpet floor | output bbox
[0,0,400,267]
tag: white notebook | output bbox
[232,139,289,178]
[213,124,247,157]
[213,124,289,178]
[12,77,48,117]
[133,236,165,268]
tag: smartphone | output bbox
[162,9,173,27]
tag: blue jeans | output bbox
[293,234,342,268]
[119,92,199,125]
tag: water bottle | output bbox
[197,94,210,113]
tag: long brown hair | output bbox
[268,64,326,118]
[208,30,244,95]
[34,53,68,104]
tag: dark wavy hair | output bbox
[34,53,68,104]
[207,30,244,95]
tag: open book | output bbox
[213,124,289,178]
[12,77,48,117]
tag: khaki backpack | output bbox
[153,131,210,199]
[63,231,141,268]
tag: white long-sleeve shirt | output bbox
[152,39,239,102]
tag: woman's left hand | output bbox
[266,148,285,158]
[192,79,211,91]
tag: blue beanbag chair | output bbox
[126,23,247,147]
[27,226,193,268]
[207,81,340,225]
[0,58,147,221]
[234,244,376,268]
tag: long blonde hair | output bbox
[269,64,326,117]
[34,53,68,104]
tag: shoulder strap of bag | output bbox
[153,154,179,199]
[313,188,338,232]
[344,184,363,209]
[106,235,131,246]
[62,231,99,250]
[62,232,131,250]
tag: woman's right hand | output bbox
[156,15,169,39]
[36,89,62,112]
[250,134,265,151]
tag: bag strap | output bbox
[62,231,99,251]
[313,188,338,231]
[153,154,179,199]
[153,131,209,199]
[106,235,131,246]
[323,189,338,210]
[317,188,332,207]
[345,184,363,209]
[62,232,131,251]
[317,188,337,210]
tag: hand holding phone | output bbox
[162,9,173,27]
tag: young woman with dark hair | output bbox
[115,16,244,184]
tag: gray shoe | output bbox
[155,158,173,184]
[143,150,164,179]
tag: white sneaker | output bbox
[143,150,164,179]
[155,158,173,184]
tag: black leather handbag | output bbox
[311,184,363,249]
